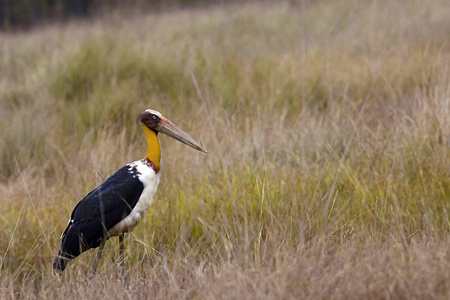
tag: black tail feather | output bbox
[53,248,70,274]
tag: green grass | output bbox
[0,0,449,298]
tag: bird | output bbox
[53,109,207,274]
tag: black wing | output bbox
[54,165,144,271]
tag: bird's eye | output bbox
[152,115,157,120]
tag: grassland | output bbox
[0,0,449,298]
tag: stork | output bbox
[53,109,206,274]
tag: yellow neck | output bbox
[142,123,161,172]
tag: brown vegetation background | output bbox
[0,0,449,298]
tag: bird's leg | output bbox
[119,234,125,276]
[92,238,106,273]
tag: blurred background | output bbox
[1,0,217,29]
[0,0,449,298]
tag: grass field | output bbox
[0,0,449,298]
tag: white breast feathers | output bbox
[108,160,161,237]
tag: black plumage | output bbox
[53,165,144,272]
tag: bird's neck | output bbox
[142,124,161,173]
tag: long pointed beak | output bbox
[158,118,207,153]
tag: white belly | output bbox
[108,161,161,237]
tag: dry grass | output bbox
[0,0,449,299]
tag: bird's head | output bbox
[139,109,207,153]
